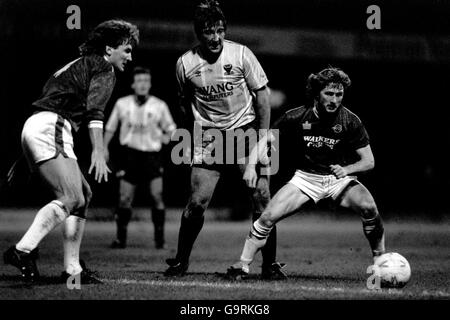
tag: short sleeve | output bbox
[347,116,370,150]
[175,57,187,98]
[242,46,268,91]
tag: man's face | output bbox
[318,83,344,113]
[198,20,225,55]
[106,43,133,72]
[132,73,151,96]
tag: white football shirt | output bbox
[105,95,176,152]
[176,40,268,130]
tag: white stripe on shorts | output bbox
[21,111,77,169]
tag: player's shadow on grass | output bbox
[216,272,359,283]
[0,274,66,288]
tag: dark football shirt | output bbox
[32,54,116,132]
[273,105,369,175]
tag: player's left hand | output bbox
[330,164,348,179]
[89,150,111,183]
[243,165,258,188]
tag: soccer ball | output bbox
[373,252,411,288]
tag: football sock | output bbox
[240,219,272,265]
[175,214,204,264]
[362,214,386,256]
[16,200,69,253]
[115,207,132,244]
[252,210,278,267]
[152,208,165,245]
[62,215,85,275]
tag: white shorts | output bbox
[288,169,359,203]
[21,111,77,169]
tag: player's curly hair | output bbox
[79,19,139,56]
[194,0,227,37]
[305,67,351,103]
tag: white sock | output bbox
[239,220,272,266]
[240,236,268,266]
[62,215,86,275]
[16,200,68,253]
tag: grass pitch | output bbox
[0,208,449,300]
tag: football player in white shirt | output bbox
[104,67,176,249]
[165,0,285,279]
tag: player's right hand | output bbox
[243,165,258,188]
[89,150,111,183]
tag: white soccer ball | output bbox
[374,252,411,288]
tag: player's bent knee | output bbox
[358,201,379,219]
[152,192,164,207]
[184,200,207,218]
[61,194,86,213]
[259,212,275,228]
[119,196,133,208]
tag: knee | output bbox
[119,193,133,208]
[61,191,85,213]
[259,211,275,228]
[358,200,379,220]
[152,193,165,209]
[184,197,208,218]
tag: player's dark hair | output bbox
[194,0,227,37]
[306,67,351,104]
[79,19,139,56]
[132,66,151,77]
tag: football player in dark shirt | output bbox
[227,67,386,278]
[3,19,139,283]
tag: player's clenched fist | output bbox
[330,164,348,179]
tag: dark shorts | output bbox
[192,121,269,173]
[119,146,163,184]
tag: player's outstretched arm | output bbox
[88,125,111,183]
[330,144,375,178]
[103,130,114,162]
[253,86,271,131]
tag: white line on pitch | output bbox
[102,278,450,298]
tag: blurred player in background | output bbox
[104,66,176,249]
[165,0,285,279]
[227,67,386,278]
[3,20,139,283]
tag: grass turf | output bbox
[0,208,449,300]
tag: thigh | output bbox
[80,173,92,203]
[37,154,83,198]
[263,183,311,224]
[339,183,376,210]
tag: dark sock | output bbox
[115,207,132,244]
[175,214,205,264]
[261,225,277,267]
[362,214,385,256]
[252,210,277,267]
[152,208,166,245]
